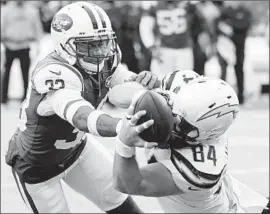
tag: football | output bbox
[133,90,174,144]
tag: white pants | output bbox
[223,174,268,213]
[12,134,128,213]
[150,47,194,80]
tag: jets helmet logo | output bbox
[52,13,73,32]
[197,103,239,122]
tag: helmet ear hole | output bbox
[187,130,199,138]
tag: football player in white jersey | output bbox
[5,2,160,213]
[113,76,242,213]
[113,72,269,213]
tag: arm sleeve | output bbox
[47,89,94,126]
[33,63,92,126]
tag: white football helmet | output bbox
[50,2,117,74]
[161,70,200,94]
[170,77,240,145]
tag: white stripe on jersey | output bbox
[48,89,90,122]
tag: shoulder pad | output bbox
[32,62,84,94]
[159,135,229,190]
[175,142,227,175]
[167,143,227,188]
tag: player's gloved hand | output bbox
[117,91,158,149]
[126,71,161,90]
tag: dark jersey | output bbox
[6,52,119,184]
[148,1,194,49]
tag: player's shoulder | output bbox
[32,53,84,94]
[175,134,228,173]
[174,143,227,174]
[160,135,228,190]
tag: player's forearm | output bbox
[72,106,121,137]
[108,82,147,108]
[113,152,143,195]
[96,114,121,137]
[49,90,121,137]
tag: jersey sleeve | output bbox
[46,89,94,126]
[32,63,84,94]
[33,63,94,126]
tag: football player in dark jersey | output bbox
[139,1,195,79]
[5,2,159,213]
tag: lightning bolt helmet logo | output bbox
[197,103,239,122]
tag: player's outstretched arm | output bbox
[33,65,122,137]
[113,94,182,196]
[48,88,122,137]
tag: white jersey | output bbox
[147,134,232,213]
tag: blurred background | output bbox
[1,1,269,213]
[0,0,269,105]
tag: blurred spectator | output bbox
[215,1,253,104]
[38,1,62,33]
[1,43,5,72]
[140,1,206,79]
[1,1,43,104]
[266,21,269,44]
[119,3,142,73]
[189,1,219,76]
[105,1,140,73]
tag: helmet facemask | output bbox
[156,90,199,149]
[63,32,117,75]
[169,113,200,149]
